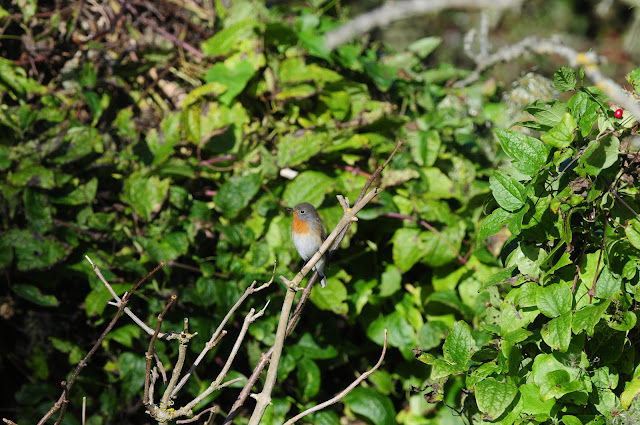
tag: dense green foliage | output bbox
[2,1,640,424]
[418,67,640,423]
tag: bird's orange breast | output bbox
[292,212,309,234]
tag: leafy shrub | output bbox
[417,66,640,424]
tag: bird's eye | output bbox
[300,210,305,214]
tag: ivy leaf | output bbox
[490,172,526,211]
[580,135,620,176]
[477,207,510,244]
[626,218,640,250]
[494,129,547,176]
[540,369,581,400]
[572,300,610,336]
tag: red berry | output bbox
[614,108,623,119]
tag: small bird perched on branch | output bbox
[289,203,328,288]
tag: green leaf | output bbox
[201,20,257,56]
[52,177,98,205]
[297,357,321,401]
[205,61,256,105]
[289,333,338,360]
[407,37,442,58]
[344,387,396,425]
[392,228,424,272]
[477,207,510,243]
[310,277,348,315]
[417,320,449,351]
[443,321,474,366]
[519,383,556,416]
[580,135,620,176]
[530,101,567,127]
[537,283,572,318]
[3,230,68,271]
[277,132,324,167]
[626,218,640,250]
[541,112,577,148]
[379,265,402,297]
[572,300,610,336]
[494,129,548,176]
[121,173,171,221]
[119,352,146,400]
[23,188,52,233]
[541,312,572,352]
[621,377,640,409]
[214,172,261,218]
[9,165,55,189]
[540,369,581,400]
[406,129,440,167]
[282,171,334,207]
[385,311,416,351]
[480,266,517,291]
[489,172,526,212]
[11,284,59,307]
[595,267,620,299]
[475,377,518,420]
[554,66,577,91]
[568,91,599,137]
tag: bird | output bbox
[289,202,328,288]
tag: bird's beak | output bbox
[286,207,293,212]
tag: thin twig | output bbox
[34,259,165,425]
[144,295,177,407]
[282,329,388,425]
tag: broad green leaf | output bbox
[568,91,599,136]
[201,20,257,56]
[580,135,620,176]
[23,188,52,233]
[146,113,181,164]
[406,129,440,167]
[277,132,324,167]
[562,416,584,425]
[541,312,572,352]
[554,66,577,91]
[9,165,55,189]
[480,265,517,291]
[621,377,640,409]
[572,300,610,336]
[3,230,68,271]
[385,311,416,351]
[540,369,581,400]
[282,171,334,207]
[52,177,98,205]
[477,207,510,243]
[121,173,170,221]
[519,383,555,416]
[344,388,395,425]
[297,357,321,401]
[490,172,526,211]
[119,352,146,400]
[475,377,518,420]
[541,112,577,148]
[392,228,424,272]
[430,358,464,379]
[531,101,567,127]
[494,129,547,176]
[379,265,402,297]
[443,321,474,366]
[595,267,620,299]
[417,321,449,351]
[84,283,130,316]
[11,284,59,307]
[214,172,261,218]
[289,333,338,360]
[537,283,572,318]
[626,218,640,250]
[407,37,442,58]
[310,277,348,315]
[205,61,256,105]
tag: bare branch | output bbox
[283,329,389,425]
[324,0,521,50]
